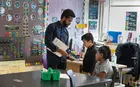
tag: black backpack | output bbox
[115,42,139,67]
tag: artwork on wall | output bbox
[6,14,12,21]
[125,12,137,31]
[6,0,12,10]
[31,2,37,12]
[32,25,42,36]
[0,1,6,7]
[0,7,5,16]
[14,13,20,24]
[89,0,98,19]
[14,1,20,8]
[89,21,97,30]
[52,17,58,22]
[30,14,36,20]
[23,2,29,15]
[38,8,43,20]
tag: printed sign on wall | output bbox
[89,0,98,19]
[89,21,97,30]
[125,12,137,31]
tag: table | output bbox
[110,62,127,87]
[67,60,127,73]
[0,70,112,87]
[67,60,82,73]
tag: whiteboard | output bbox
[109,7,140,42]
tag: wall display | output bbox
[23,2,29,9]
[6,14,12,21]
[23,15,29,22]
[89,0,98,19]
[32,25,42,35]
[38,0,43,6]
[14,1,20,8]
[0,1,6,7]
[23,2,29,15]
[30,14,36,20]
[31,2,36,12]
[125,12,137,31]
[38,8,43,15]
[24,9,29,15]
[89,21,97,30]
[5,25,19,31]
[0,7,5,17]
[38,8,43,20]
[0,0,47,66]
[14,13,20,24]
[6,0,12,10]
[0,37,25,60]
[76,17,80,24]
[22,22,29,37]
[38,0,43,4]
[28,0,33,2]
[5,32,9,37]
[31,39,42,56]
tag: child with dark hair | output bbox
[81,33,97,74]
[93,46,113,79]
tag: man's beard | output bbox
[63,20,69,27]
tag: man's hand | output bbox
[67,55,76,61]
[88,73,92,76]
[56,49,69,57]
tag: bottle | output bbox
[139,35,140,44]
[111,53,117,66]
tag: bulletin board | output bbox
[109,7,140,42]
[0,0,47,66]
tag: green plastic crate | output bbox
[41,70,51,80]
[52,70,60,80]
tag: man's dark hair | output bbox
[61,9,75,19]
[81,33,94,43]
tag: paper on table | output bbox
[60,74,69,79]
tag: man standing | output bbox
[45,9,75,70]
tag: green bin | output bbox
[52,70,60,80]
[41,70,51,80]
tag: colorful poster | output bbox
[89,0,98,19]
[125,12,137,31]
[89,21,97,30]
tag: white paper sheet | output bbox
[60,74,69,79]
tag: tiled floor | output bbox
[0,60,43,75]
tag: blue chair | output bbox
[67,70,76,87]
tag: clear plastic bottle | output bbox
[111,53,117,66]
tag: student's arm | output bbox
[99,65,109,79]
[92,72,96,76]
[98,72,107,79]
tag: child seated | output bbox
[93,46,113,79]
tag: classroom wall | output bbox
[103,0,140,43]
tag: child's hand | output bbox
[88,73,92,76]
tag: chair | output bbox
[115,42,139,67]
[67,70,76,87]
[110,66,118,87]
